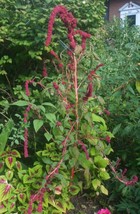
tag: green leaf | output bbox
[11,100,29,106]
[100,185,108,195]
[0,119,14,154]
[33,119,44,133]
[84,168,91,188]
[90,147,96,156]
[99,171,110,180]
[97,96,105,105]
[45,113,56,123]
[112,123,121,135]
[20,91,29,101]
[42,102,56,108]
[94,156,109,168]
[92,113,106,127]
[44,132,53,141]
[18,170,27,180]
[78,153,91,169]
[128,85,135,95]
[92,179,101,190]
[136,80,140,93]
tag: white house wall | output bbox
[119,2,140,26]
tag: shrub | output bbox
[94,18,140,213]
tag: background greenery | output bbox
[94,19,140,214]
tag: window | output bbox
[127,15,136,26]
[119,2,140,26]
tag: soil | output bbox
[67,195,100,214]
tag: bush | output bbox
[94,18,140,213]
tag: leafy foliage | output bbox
[0,3,113,213]
[94,19,140,213]
[0,0,106,88]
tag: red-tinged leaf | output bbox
[0,162,4,173]
[5,171,13,181]
[14,183,27,194]
[1,150,20,158]
[16,161,22,171]
[54,185,62,195]
[55,200,66,212]
[0,182,12,202]
[48,197,66,212]
[18,193,26,203]
[5,157,16,169]
[69,185,80,195]
[0,203,7,213]
[0,176,7,184]
[23,174,35,184]
[18,206,26,213]
[29,165,43,177]
[32,180,42,189]
[11,150,21,158]
[9,202,16,211]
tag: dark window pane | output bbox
[127,15,136,26]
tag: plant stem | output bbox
[73,54,79,132]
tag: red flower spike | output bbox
[56,121,62,127]
[37,201,43,212]
[88,64,104,80]
[45,5,77,47]
[25,80,34,96]
[53,82,59,90]
[24,128,29,158]
[78,140,89,160]
[105,136,111,143]
[42,66,48,77]
[125,176,138,186]
[104,109,111,116]
[110,160,138,186]
[58,63,63,68]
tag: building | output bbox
[107,0,140,26]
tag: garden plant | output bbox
[0,3,113,213]
[0,2,139,214]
